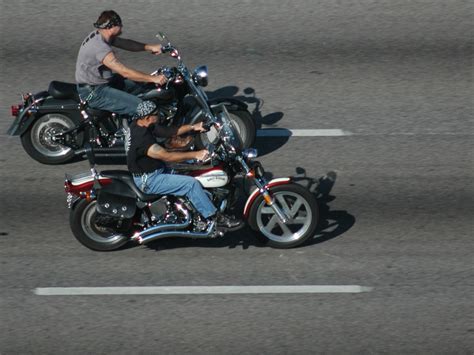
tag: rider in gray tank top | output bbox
[74,10,166,117]
[75,30,113,85]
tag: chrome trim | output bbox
[133,221,216,245]
[242,148,258,160]
[192,65,208,87]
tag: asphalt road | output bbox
[0,1,473,354]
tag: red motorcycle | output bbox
[65,104,318,251]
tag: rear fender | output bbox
[242,177,291,219]
[7,91,49,136]
[65,173,113,208]
[9,95,82,136]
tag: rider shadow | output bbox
[144,169,355,252]
[207,86,289,157]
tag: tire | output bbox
[21,113,76,165]
[69,199,130,251]
[194,109,256,149]
[248,183,319,249]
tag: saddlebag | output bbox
[96,181,136,219]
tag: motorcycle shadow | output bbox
[298,170,356,246]
[207,85,288,157]
[143,169,355,251]
[207,86,284,127]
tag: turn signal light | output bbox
[263,193,273,205]
[246,170,255,178]
[11,105,22,117]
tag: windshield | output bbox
[215,105,242,151]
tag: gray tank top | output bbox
[75,31,114,85]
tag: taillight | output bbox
[64,178,112,195]
[11,105,22,117]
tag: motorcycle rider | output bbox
[128,101,240,229]
[75,10,167,118]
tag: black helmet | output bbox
[94,10,122,29]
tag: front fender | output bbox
[209,97,248,111]
[242,177,291,219]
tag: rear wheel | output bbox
[70,199,130,251]
[195,109,256,149]
[248,183,318,249]
[21,113,76,164]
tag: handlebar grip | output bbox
[202,121,213,131]
[160,44,172,54]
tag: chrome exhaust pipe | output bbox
[131,204,217,244]
[139,216,191,238]
[131,203,191,242]
[133,221,216,245]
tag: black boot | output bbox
[216,213,241,229]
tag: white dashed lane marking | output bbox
[257,129,350,137]
[34,285,373,295]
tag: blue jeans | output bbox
[77,76,153,116]
[133,168,217,219]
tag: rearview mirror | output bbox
[156,32,167,41]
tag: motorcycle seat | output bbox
[49,81,119,118]
[48,81,80,102]
[100,170,162,202]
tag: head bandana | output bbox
[133,101,158,120]
[94,13,122,29]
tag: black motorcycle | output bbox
[7,33,256,165]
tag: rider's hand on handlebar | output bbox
[191,122,207,133]
[194,149,209,162]
[146,44,163,55]
[152,74,167,86]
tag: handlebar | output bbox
[160,44,172,54]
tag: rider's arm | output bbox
[147,144,204,162]
[111,37,162,54]
[153,124,196,138]
[153,125,179,138]
[176,124,199,136]
[102,52,165,84]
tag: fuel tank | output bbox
[191,167,229,188]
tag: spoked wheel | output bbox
[248,183,319,248]
[195,109,255,149]
[70,199,130,251]
[21,113,76,164]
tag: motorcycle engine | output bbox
[158,104,177,122]
[149,196,169,219]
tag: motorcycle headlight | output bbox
[242,148,258,160]
[192,65,208,87]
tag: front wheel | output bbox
[21,113,76,164]
[69,199,130,251]
[194,109,256,149]
[248,183,319,249]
